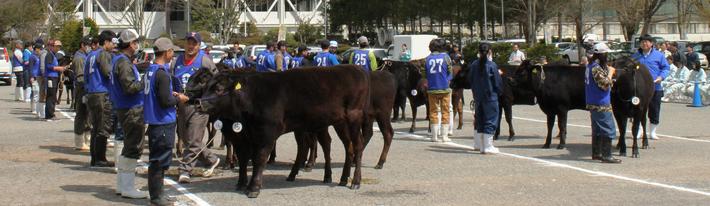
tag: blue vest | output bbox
[314,52,337,67]
[425,53,450,90]
[290,56,304,69]
[144,64,176,125]
[109,54,144,109]
[223,58,237,69]
[85,49,111,93]
[585,62,611,106]
[174,51,205,91]
[351,49,372,72]
[256,50,275,72]
[11,49,22,68]
[282,52,292,71]
[30,54,41,77]
[236,56,248,68]
[45,52,59,78]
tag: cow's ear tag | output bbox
[234,83,242,91]
[532,69,538,74]
[635,65,640,70]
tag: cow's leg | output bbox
[235,142,250,191]
[316,128,332,183]
[348,118,364,190]
[246,140,276,198]
[641,108,650,149]
[409,103,417,133]
[615,115,628,156]
[375,114,394,169]
[494,104,503,140]
[504,102,515,141]
[304,132,318,172]
[267,145,276,164]
[543,114,556,149]
[557,112,568,149]
[333,123,353,187]
[362,119,375,149]
[400,99,406,121]
[287,131,309,182]
[631,116,641,158]
[206,123,216,149]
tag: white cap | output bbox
[119,29,140,43]
[592,42,611,54]
[329,40,338,48]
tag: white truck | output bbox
[389,35,438,61]
[0,47,13,85]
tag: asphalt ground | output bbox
[0,84,709,206]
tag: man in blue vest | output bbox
[110,29,148,198]
[12,40,25,101]
[314,40,340,67]
[423,39,452,143]
[349,36,378,73]
[173,32,221,183]
[145,37,183,206]
[632,34,670,140]
[44,40,67,121]
[289,45,310,69]
[586,42,621,163]
[255,42,277,72]
[85,30,118,168]
[73,36,92,151]
[29,42,43,115]
[275,40,292,71]
[22,42,33,102]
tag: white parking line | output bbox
[392,130,710,197]
[56,108,213,206]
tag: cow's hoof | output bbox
[508,137,515,142]
[267,160,275,164]
[303,167,312,172]
[615,144,621,149]
[493,136,499,140]
[350,184,360,190]
[456,127,462,130]
[619,152,627,157]
[408,128,414,133]
[323,177,332,183]
[286,176,295,182]
[632,153,639,158]
[246,191,260,198]
[542,144,551,149]
[338,181,348,187]
[641,145,649,149]
[374,164,384,169]
[556,145,565,150]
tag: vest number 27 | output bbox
[428,59,444,74]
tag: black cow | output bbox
[512,61,587,149]
[197,66,370,198]
[383,60,429,133]
[611,56,654,158]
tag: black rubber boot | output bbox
[601,138,622,164]
[149,167,174,206]
[592,135,602,160]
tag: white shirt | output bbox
[509,50,525,63]
[13,49,23,70]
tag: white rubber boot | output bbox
[14,87,22,101]
[114,141,124,173]
[37,103,45,119]
[482,133,499,154]
[430,125,439,142]
[473,132,481,151]
[74,134,88,150]
[117,156,148,199]
[24,88,31,102]
[650,124,660,140]
[441,124,451,142]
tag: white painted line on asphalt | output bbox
[456,107,710,143]
[56,108,213,206]
[164,178,213,206]
[392,130,710,197]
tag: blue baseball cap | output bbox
[185,32,202,43]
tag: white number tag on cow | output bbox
[411,89,417,96]
[213,120,223,130]
[631,96,640,105]
[232,122,243,133]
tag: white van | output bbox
[0,47,12,85]
[390,35,438,61]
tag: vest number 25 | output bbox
[428,59,444,73]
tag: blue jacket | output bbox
[314,52,339,67]
[632,49,670,91]
[45,52,59,78]
[425,53,451,91]
[256,50,276,72]
[468,59,501,102]
[144,64,176,125]
[84,49,111,93]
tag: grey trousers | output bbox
[177,103,218,174]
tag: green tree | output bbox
[294,23,323,45]
[0,1,48,41]
[57,20,83,55]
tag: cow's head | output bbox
[512,60,544,93]
[199,71,249,121]
[184,67,215,100]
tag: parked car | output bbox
[0,47,12,85]
[244,45,266,60]
[553,42,576,52]
[339,48,388,65]
[209,50,225,63]
[691,41,710,68]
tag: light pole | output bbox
[186,0,191,32]
[501,0,505,39]
[483,0,488,40]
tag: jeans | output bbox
[649,90,663,124]
[590,111,616,139]
[149,122,176,170]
